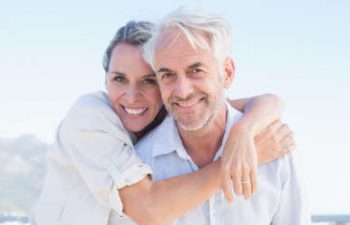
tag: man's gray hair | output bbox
[103,21,154,73]
[143,9,232,70]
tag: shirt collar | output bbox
[214,101,242,159]
[151,101,242,160]
[151,115,191,160]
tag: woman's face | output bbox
[106,43,163,134]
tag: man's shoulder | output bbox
[135,116,173,158]
[135,118,165,147]
[258,153,300,185]
[136,127,158,149]
[226,101,244,124]
[134,127,158,163]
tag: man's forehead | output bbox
[155,28,193,52]
[154,28,214,68]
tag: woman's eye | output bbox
[113,76,127,83]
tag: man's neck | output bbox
[178,105,228,168]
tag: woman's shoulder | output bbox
[64,91,123,129]
[73,91,111,110]
[60,91,134,144]
[68,91,113,116]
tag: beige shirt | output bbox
[31,91,152,225]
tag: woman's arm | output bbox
[62,93,292,225]
[120,160,221,225]
[221,94,288,202]
[119,94,293,225]
[61,93,222,225]
[229,94,285,134]
[119,94,294,224]
[119,122,295,225]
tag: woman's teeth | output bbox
[124,107,147,115]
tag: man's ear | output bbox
[223,58,235,89]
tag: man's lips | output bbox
[173,97,206,109]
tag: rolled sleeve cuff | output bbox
[107,163,153,217]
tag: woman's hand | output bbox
[223,94,287,203]
[220,122,258,203]
[220,120,296,203]
[255,120,296,164]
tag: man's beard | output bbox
[165,92,224,132]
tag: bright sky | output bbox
[1,0,349,215]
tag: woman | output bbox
[31,21,293,225]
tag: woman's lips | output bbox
[122,105,148,115]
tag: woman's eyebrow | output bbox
[109,71,125,76]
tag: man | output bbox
[136,9,310,225]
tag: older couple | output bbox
[32,9,309,225]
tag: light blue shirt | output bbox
[136,103,310,225]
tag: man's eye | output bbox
[190,68,202,73]
[161,73,175,80]
[188,68,205,78]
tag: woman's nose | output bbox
[125,85,142,100]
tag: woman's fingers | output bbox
[222,168,234,203]
[278,124,296,155]
[250,166,258,194]
[220,123,259,202]
[222,163,257,201]
[232,167,243,197]
[241,167,252,199]
[256,120,296,164]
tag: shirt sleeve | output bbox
[58,93,153,217]
[271,153,311,225]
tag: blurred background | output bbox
[1,0,349,224]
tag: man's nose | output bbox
[173,75,194,100]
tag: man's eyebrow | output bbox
[157,63,205,73]
[157,67,172,73]
[188,62,204,70]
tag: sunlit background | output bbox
[1,0,349,223]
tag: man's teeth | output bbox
[124,107,147,115]
[177,100,199,107]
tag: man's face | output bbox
[154,29,234,131]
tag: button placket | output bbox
[209,196,216,225]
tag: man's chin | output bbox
[176,118,209,132]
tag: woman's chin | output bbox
[125,123,148,134]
